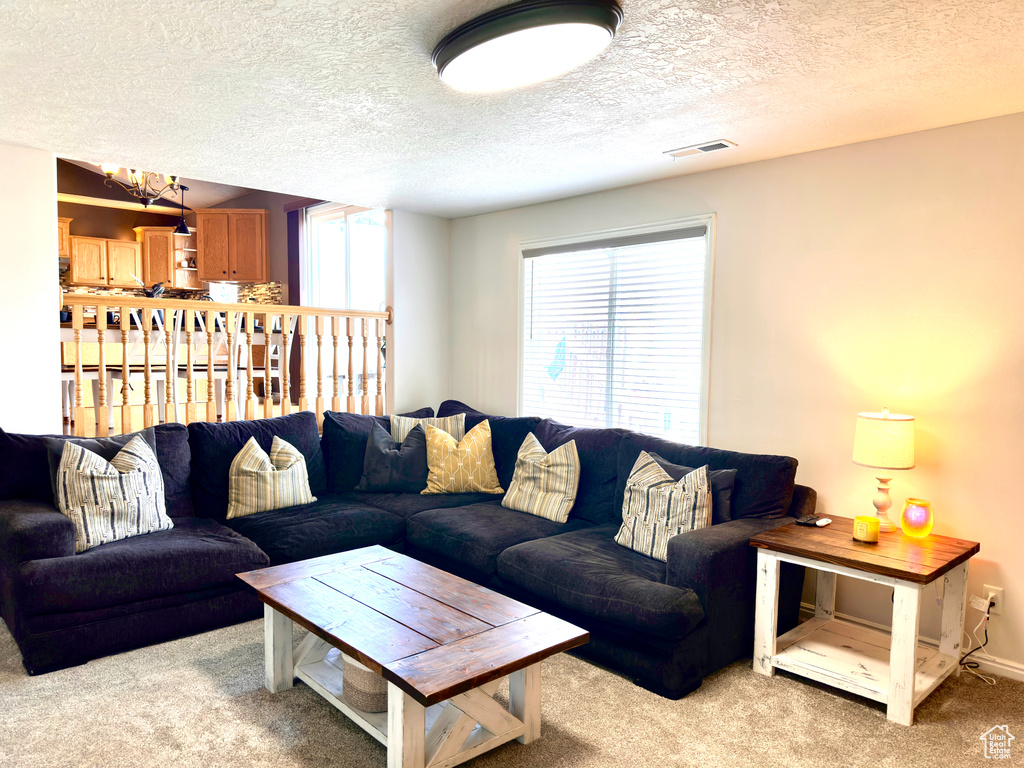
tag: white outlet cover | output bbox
[983,585,1004,615]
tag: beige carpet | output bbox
[0,619,1020,768]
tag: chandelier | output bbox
[99,164,189,208]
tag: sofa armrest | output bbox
[788,484,817,518]
[0,500,76,564]
[666,515,798,672]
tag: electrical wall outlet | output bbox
[984,585,1004,615]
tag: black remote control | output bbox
[795,515,819,526]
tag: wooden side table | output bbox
[750,515,979,725]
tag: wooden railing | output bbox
[60,293,392,437]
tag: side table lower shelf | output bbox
[772,617,958,709]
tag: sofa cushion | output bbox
[356,423,428,493]
[406,500,591,578]
[0,424,194,517]
[322,408,433,493]
[350,491,507,520]
[497,526,705,639]
[534,419,628,525]
[189,412,326,520]
[615,432,798,520]
[435,401,542,490]
[223,494,404,565]
[13,517,269,615]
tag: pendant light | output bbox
[173,185,191,236]
[433,0,622,93]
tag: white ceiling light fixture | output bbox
[433,0,623,93]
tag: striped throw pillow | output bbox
[226,436,316,519]
[55,435,173,553]
[422,420,503,495]
[391,413,465,445]
[501,433,580,523]
[614,452,711,562]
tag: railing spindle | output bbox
[315,315,325,427]
[165,311,175,424]
[95,305,109,437]
[184,309,195,424]
[73,305,86,436]
[245,311,256,421]
[142,308,156,428]
[297,315,308,414]
[346,318,355,413]
[224,310,236,422]
[361,319,370,415]
[331,316,341,413]
[263,313,274,419]
[376,318,385,417]
[205,309,218,423]
[120,306,132,434]
[281,312,292,416]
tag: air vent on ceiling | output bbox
[664,139,737,159]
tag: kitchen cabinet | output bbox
[68,236,142,288]
[57,217,72,259]
[195,208,268,283]
[135,226,201,290]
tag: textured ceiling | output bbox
[2,1,1023,218]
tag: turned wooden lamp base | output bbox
[872,475,897,532]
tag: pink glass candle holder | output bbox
[900,498,933,538]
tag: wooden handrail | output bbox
[60,292,392,436]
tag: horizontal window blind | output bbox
[522,227,709,444]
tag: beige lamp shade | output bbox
[852,408,915,470]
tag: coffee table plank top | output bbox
[260,577,438,666]
[750,515,979,584]
[362,556,537,627]
[386,611,588,705]
[238,546,589,706]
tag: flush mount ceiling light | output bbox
[433,0,623,93]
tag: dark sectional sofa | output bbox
[0,401,812,698]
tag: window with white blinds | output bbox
[521,221,713,444]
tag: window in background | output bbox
[520,218,714,444]
[302,204,386,311]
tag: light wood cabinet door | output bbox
[138,229,175,286]
[57,217,72,258]
[107,241,143,288]
[197,212,230,281]
[69,236,107,286]
[229,211,266,282]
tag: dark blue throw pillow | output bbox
[321,407,433,493]
[647,452,737,525]
[356,423,428,493]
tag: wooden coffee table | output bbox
[237,545,588,767]
[750,515,979,725]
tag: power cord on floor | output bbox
[960,596,996,685]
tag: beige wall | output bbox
[449,113,1024,670]
[0,143,61,433]
[389,210,452,413]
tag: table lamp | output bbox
[852,408,915,532]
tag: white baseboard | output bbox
[798,601,1024,683]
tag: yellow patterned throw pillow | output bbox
[502,433,580,523]
[422,420,503,495]
[227,436,316,519]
